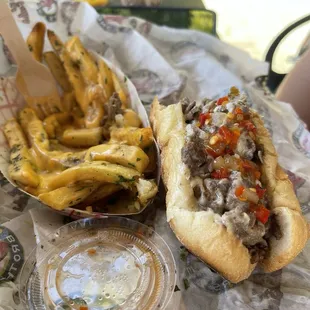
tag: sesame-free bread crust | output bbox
[150,97,308,283]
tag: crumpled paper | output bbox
[0,1,310,310]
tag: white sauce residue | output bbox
[190,177,203,189]
[186,124,194,137]
[226,101,235,113]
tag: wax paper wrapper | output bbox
[0,4,160,218]
[0,1,310,310]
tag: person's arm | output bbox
[276,48,310,128]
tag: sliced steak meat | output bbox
[181,97,201,122]
[192,178,229,214]
[206,179,229,213]
[182,141,212,178]
[180,94,272,262]
[248,241,269,264]
[222,206,266,247]
[202,98,216,113]
[103,92,123,122]
[182,129,213,178]
[235,131,256,160]
[102,93,123,138]
[225,171,250,211]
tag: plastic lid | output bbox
[19,217,176,310]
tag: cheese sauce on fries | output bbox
[3,23,158,213]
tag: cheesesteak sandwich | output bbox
[150,87,309,283]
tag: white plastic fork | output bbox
[0,2,62,119]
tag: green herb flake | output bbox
[105,77,108,84]
[139,135,143,142]
[116,175,135,184]
[75,187,86,192]
[11,154,22,164]
[28,44,33,52]
[180,246,189,262]
[183,278,190,290]
[54,40,60,47]
[136,158,141,162]
[64,157,81,166]
[10,144,21,154]
[39,133,46,142]
[124,76,127,83]
[128,163,135,168]
[117,175,128,183]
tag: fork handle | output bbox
[0,2,33,69]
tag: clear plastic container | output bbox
[19,217,176,310]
